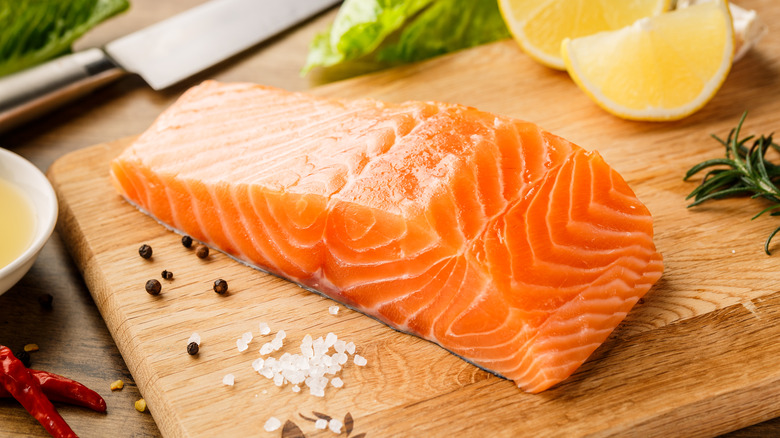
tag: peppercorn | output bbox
[14,350,31,368]
[187,342,199,356]
[145,279,161,295]
[138,244,153,259]
[196,246,209,259]
[181,235,193,248]
[161,270,173,280]
[213,279,228,295]
[37,294,53,310]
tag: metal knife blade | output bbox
[107,0,340,90]
[0,0,340,132]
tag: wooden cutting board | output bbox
[48,8,780,437]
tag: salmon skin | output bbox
[111,81,663,393]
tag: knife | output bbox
[0,0,340,133]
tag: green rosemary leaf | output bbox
[686,111,780,255]
[684,158,735,180]
[765,226,780,255]
[752,204,780,220]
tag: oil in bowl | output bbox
[0,147,58,296]
[0,178,35,269]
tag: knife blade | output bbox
[0,0,340,133]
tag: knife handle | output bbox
[0,48,125,134]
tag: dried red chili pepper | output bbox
[1,345,101,437]
[0,369,107,412]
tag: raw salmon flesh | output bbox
[110,81,663,392]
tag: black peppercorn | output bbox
[14,349,31,368]
[196,246,209,259]
[138,244,153,259]
[145,279,162,295]
[161,270,173,280]
[213,279,228,295]
[38,293,54,310]
[187,342,199,356]
[181,235,193,248]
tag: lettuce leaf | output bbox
[0,0,130,77]
[303,0,509,76]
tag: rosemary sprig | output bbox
[685,112,780,255]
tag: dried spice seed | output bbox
[14,350,31,368]
[145,279,161,295]
[213,279,228,295]
[134,398,147,413]
[23,344,39,353]
[187,342,199,356]
[196,246,209,259]
[37,294,53,310]
[281,420,305,438]
[138,244,153,259]
[181,235,193,248]
[110,380,124,391]
[161,270,173,280]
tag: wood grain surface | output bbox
[3,0,779,436]
[45,0,780,435]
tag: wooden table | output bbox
[0,1,776,436]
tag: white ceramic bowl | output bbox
[0,148,58,296]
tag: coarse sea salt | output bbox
[259,322,271,335]
[222,374,235,386]
[237,338,248,352]
[329,419,343,433]
[328,305,339,315]
[354,355,367,366]
[188,332,201,345]
[242,331,253,344]
[252,358,264,372]
[331,377,343,388]
[264,417,281,432]
[315,419,328,429]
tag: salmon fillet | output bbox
[110,81,663,392]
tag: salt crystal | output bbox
[329,419,343,433]
[335,352,348,365]
[188,332,201,345]
[292,385,300,393]
[328,305,339,315]
[237,338,248,352]
[252,358,264,372]
[273,373,284,387]
[260,368,274,379]
[325,332,337,348]
[271,338,283,351]
[275,329,286,340]
[259,322,271,335]
[222,374,235,386]
[354,355,367,366]
[331,377,343,388]
[259,342,274,355]
[345,342,356,355]
[334,340,346,354]
[264,417,281,432]
[242,331,253,344]
[310,386,325,397]
[315,419,328,429]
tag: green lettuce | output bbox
[303,0,510,76]
[0,0,130,77]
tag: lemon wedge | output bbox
[561,0,734,121]
[499,0,670,70]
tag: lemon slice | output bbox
[561,0,734,121]
[499,0,670,70]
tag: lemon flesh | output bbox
[562,0,734,121]
[499,0,670,70]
